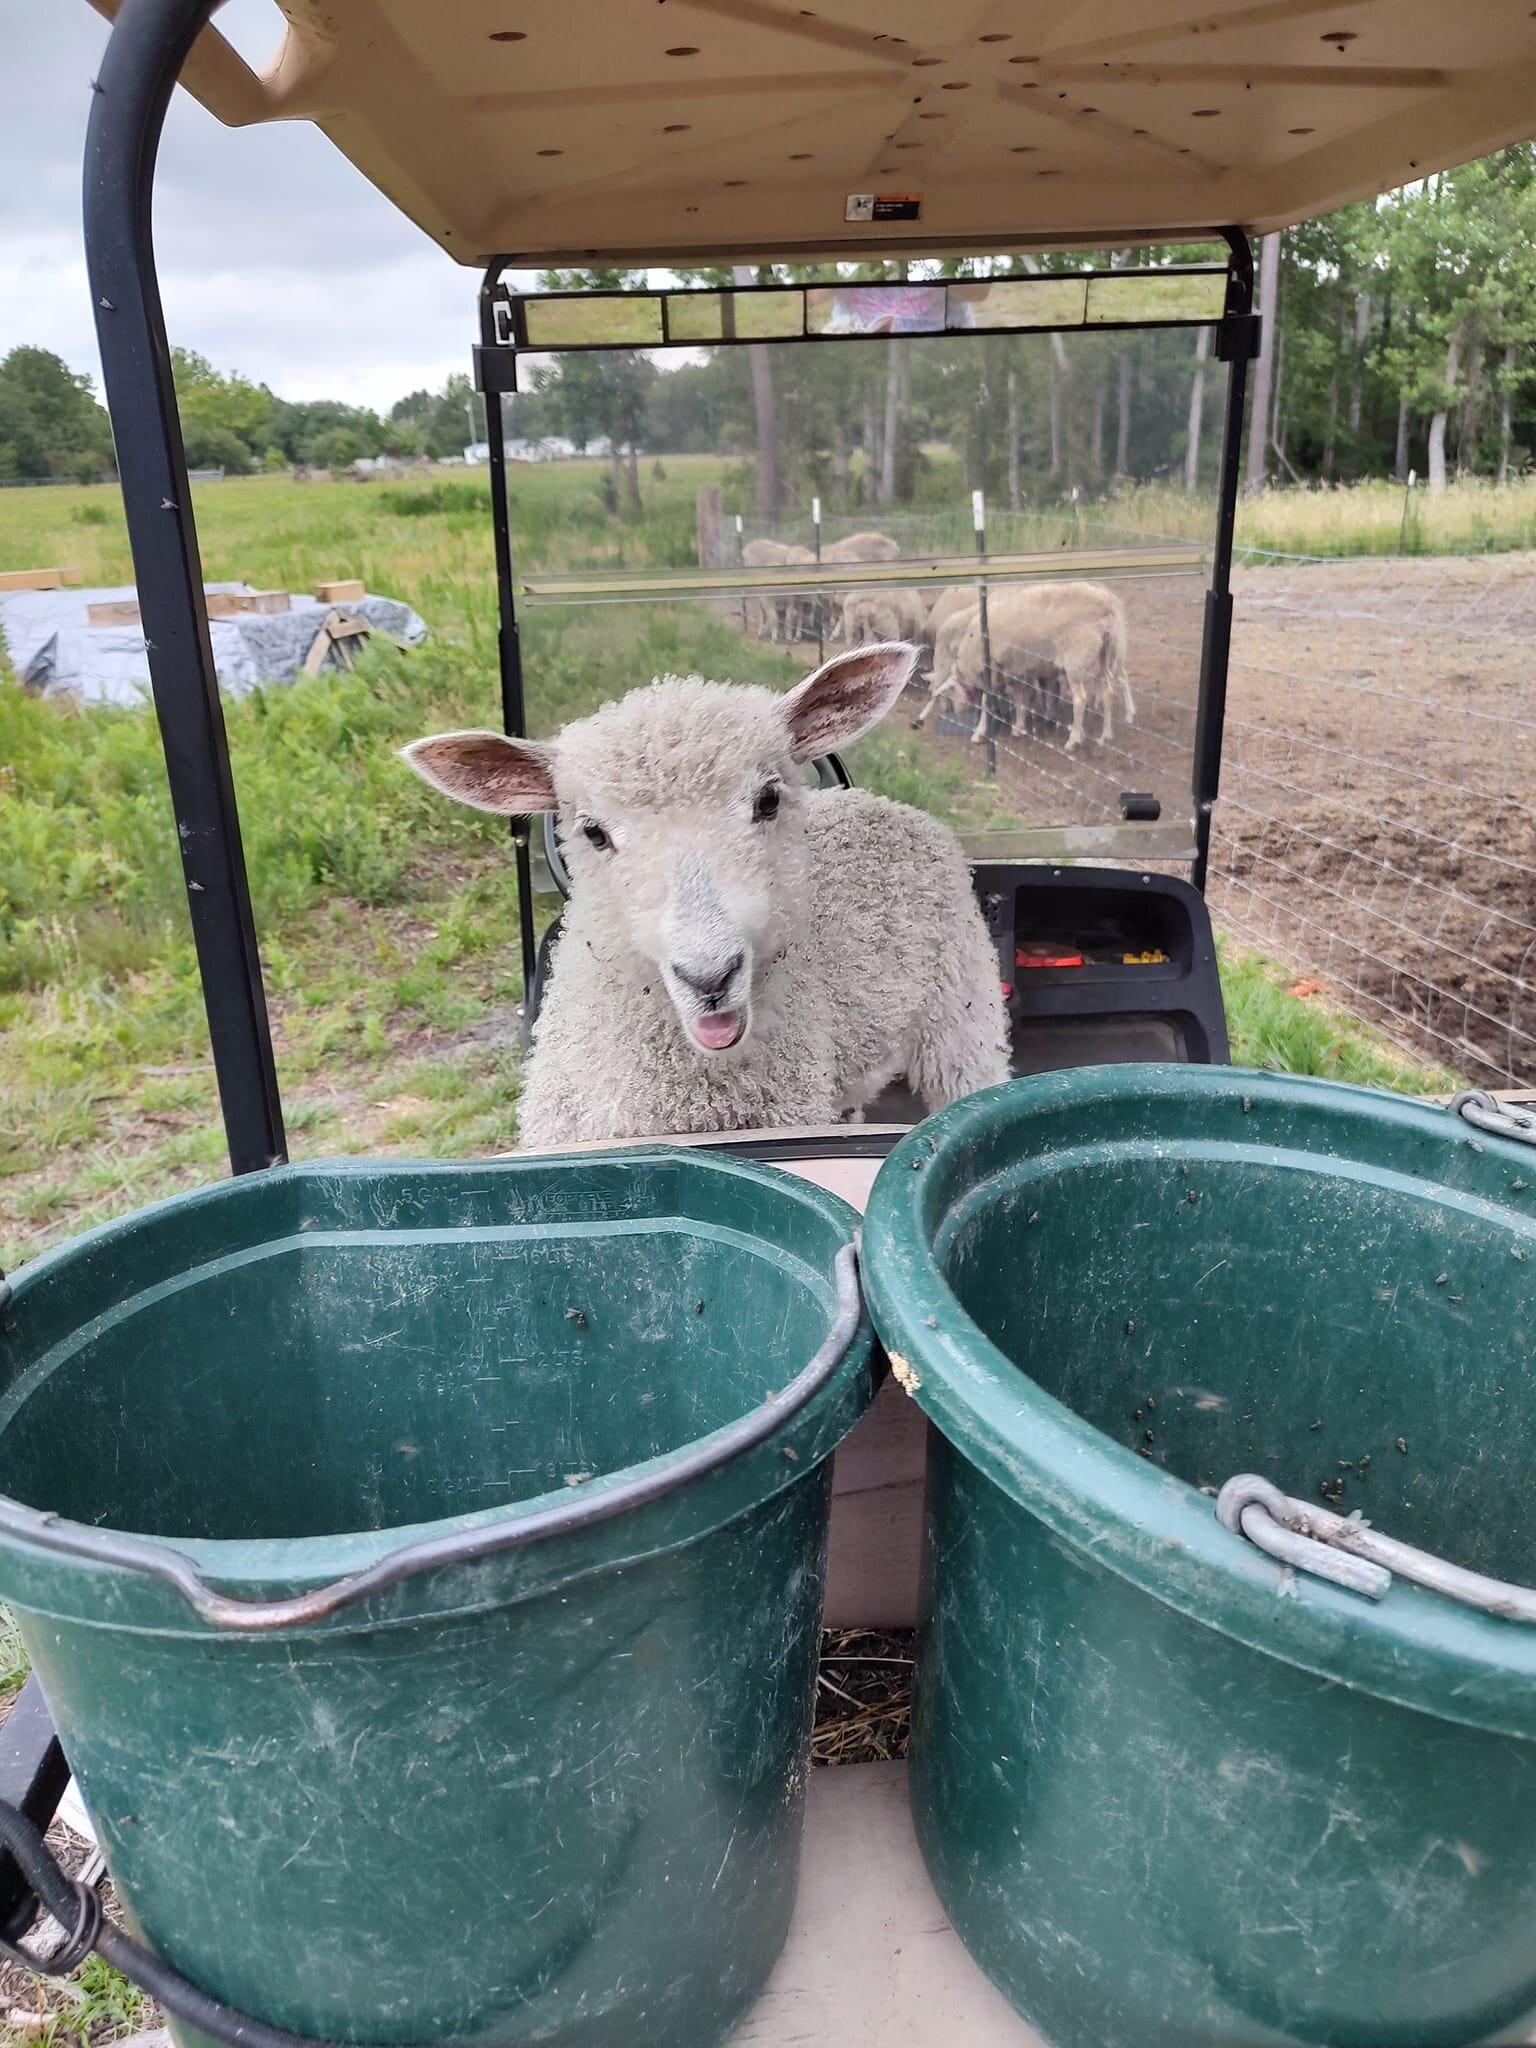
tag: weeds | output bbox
[1219,944,1461,1093]
[0,1952,151,2048]
[0,1610,28,1700]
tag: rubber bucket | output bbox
[863,1068,1536,2048]
[0,1150,874,2048]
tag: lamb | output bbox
[403,644,1010,1149]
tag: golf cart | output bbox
[1,4,1534,2045]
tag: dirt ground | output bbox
[907,552,1536,1085]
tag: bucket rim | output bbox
[863,1064,1536,1742]
[0,1148,875,1634]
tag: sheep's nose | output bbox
[671,953,743,1004]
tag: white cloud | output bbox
[3,0,477,410]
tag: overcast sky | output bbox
[3,0,479,412]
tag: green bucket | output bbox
[0,1150,874,2048]
[863,1068,1536,2048]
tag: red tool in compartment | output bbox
[1015,942,1087,970]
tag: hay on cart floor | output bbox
[812,1628,914,1766]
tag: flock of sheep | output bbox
[741,530,1135,757]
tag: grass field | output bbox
[0,464,1467,1271]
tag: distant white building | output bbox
[463,436,610,464]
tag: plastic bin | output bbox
[863,1068,1536,2048]
[0,1150,874,2048]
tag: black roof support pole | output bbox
[478,265,539,1027]
[1192,227,1259,896]
[84,0,287,1175]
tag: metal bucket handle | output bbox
[1219,1090,1536,1613]
[1450,1088,1536,1150]
[0,1242,861,1633]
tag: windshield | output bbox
[507,306,1220,869]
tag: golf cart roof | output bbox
[91,0,1535,265]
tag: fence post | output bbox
[697,484,723,570]
[813,495,824,662]
[1398,469,1417,556]
[974,488,995,776]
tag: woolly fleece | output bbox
[513,672,1009,1147]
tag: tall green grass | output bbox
[1219,945,1460,1093]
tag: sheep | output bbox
[950,582,1134,753]
[964,626,1073,748]
[741,539,818,642]
[811,531,902,638]
[926,584,982,639]
[741,537,801,642]
[911,589,982,730]
[403,644,1010,1149]
[820,531,902,564]
[840,585,930,652]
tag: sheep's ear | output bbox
[780,642,920,762]
[401,730,557,814]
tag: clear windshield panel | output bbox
[508,315,1222,865]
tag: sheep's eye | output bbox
[580,820,612,851]
[753,782,781,823]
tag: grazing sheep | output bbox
[741,537,815,643]
[809,530,902,640]
[926,584,982,639]
[967,630,1065,747]
[840,585,930,651]
[911,590,982,730]
[820,531,902,565]
[404,644,1010,1148]
[950,582,1134,752]
[775,543,817,642]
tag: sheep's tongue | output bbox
[692,1011,743,1051]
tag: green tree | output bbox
[182,424,254,475]
[171,349,274,469]
[316,426,364,470]
[267,397,387,465]
[0,348,114,480]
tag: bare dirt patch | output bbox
[904,553,1536,1084]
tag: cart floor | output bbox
[734,1761,1042,2046]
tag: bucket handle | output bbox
[0,1243,862,1633]
[1451,1089,1536,1149]
[1215,1093,1536,1612]
[1217,1474,1536,1621]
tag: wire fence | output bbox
[727,512,1534,1088]
[1207,548,1536,1087]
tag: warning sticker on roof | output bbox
[845,193,921,223]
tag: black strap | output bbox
[0,1794,363,2048]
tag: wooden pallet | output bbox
[86,590,292,627]
[0,567,81,592]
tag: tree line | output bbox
[4,145,1532,496]
[0,347,487,482]
[521,147,1536,519]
